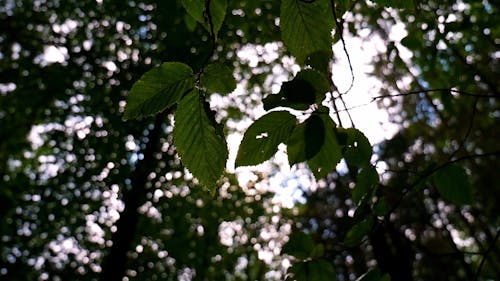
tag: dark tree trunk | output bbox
[370,221,414,281]
[99,113,166,281]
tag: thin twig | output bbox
[328,87,496,115]
[386,151,500,217]
[330,0,355,95]
[474,229,500,281]
[197,0,217,87]
[449,97,478,160]
[373,89,498,100]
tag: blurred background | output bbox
[0,0,499,280]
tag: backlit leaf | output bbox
[341,128,372,167]
[287,260,336,281]
[307,110,343,179]
[287,114,325,166]
[235,111,296,167]
[281,0,334,63]
[173,90,228,190]
[372,198,390,217]
[264,69,329,111]
[181,0,205,22]
[344,216,374,247]
[124,62,194,120]
[433,164,473,205]
[181,0,227,37]
[282,232,314,260]
[306,50,333,74]
[201,63,236,94]
[353,166,379,205]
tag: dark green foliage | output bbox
[124,62,195,120]
[1,0,499,280]
[280,0,334,63]
[201,63,236,95]
[173,89,228,189]
[263,69,329,111]
[432,164,473,205]
[235,111,297,167]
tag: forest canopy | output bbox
[0,0,499,281]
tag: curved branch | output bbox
[330,0,355,95]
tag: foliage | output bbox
[1,0,499,280]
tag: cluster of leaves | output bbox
[2,0,499,280]
[121,0,486,280]
[124,0,374,194]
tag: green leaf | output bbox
[352,166,379,205]
[306,50,333,74]
[184,13,198,31]
[201,63,236,94]
[282,232,314,260]
[235,111,296,167]
[433,164,473,205]
[344,216,374,247]
[181,0,227,37]
[287,262,307,281]
[124,62,194,120]
[181,0,205,22]
[173,90,228,190]
[264,69,329,111]
[341,128,372,167]
[372,198,390,217]
[308,260,336,281]
[287,114,325,166]
[281,0,334,63]
[287,260,336,281]
[307,111,343,179]
[311,244,325,258]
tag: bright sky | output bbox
[225,19,413,207]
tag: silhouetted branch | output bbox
[330,0,355,95]
[475,229,500,281]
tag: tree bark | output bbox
[99,112,166,281]
[370,221,414,281]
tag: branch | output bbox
[328,87,496,116]
[474,229,500,281]
[386,151,500,217]
[449,97,478,160]
[371,88,498,100]
[197,0,217,87]
[330,0,355,95]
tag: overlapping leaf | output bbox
[282,232,314,260]
[287,114,325,166]
[263,69,329,110]
[173,90,228,190]
[286,260,336,281]
[352,166,379,205]
[201,63,236,94]
[235,111,296,167]
[124,62,194,120]
[281,0,334,63]
[340,128,373,168]
[306,110,343,179]
[181,0,227,37]
[343,216,374,247]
